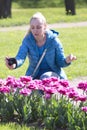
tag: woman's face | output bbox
[30,18,46,40]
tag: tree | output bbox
[0,0,12,19]
[64,0,76,15]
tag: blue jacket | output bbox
[15,29,70,79]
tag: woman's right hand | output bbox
[5,57,16,70]
[65,54,77,64]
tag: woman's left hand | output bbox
[66,54,77,64]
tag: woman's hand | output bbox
[5,57,16,70]
[65,54,77,64]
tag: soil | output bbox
[69,76,87,86]
[0,21,87,32]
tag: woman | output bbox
[5,12,76,79]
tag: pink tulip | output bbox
[59,79,69,87]
[44,93,52,99]
[44,86,57,94]
[77,82,87,91]
[20,88,32,96]
[81,106,87,112]
[58,86,67,95]
[75,95,87,102]
[20,76,32,83]
[0,85,10,93]
[67,88,79,99]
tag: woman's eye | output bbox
[31,25,42,30]
[31,26,35,29]
[37,26,42,29]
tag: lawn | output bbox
[0,123,35,130]
[0,26,87,79]
[0,7,87,27]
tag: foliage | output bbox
[12,0,87,8]
[0,76,87,129]
[0,93,14,122]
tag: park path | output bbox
[0,21,87,32]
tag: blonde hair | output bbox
[26,12,47,36]
[30,12,46,24]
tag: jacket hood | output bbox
[26,29,59,42]
[46,29,59,39]
[24,29,59,49]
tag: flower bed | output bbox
[0,76,87,129]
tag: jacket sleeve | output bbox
[15,38,29,68]
[55,38,71,67]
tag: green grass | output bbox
[0,31,27,78]
[0,122,45,130]
[0,27,87,79]
[57,27,87,79]
[0,7,87,27]
[0,123,35,130]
